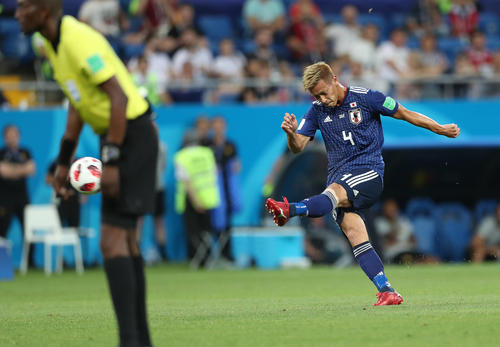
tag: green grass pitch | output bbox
[1,263,500,346]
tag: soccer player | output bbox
[16,1,158,346]
[266,62,460,306]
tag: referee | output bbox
[16,1,157,346]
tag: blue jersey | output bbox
[296,86,399,183]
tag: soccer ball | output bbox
[69,157,102,194]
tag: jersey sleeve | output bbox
[367,89,399,117]
[296,105,319,138]
[69,32,116,86]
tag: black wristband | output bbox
[57,138,76,166]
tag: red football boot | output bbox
[373,292,403,306]
[265,197,290,226]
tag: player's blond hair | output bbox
[302,62,334,91]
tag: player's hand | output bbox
[281,113,298,136]
[53,165,72,200]
[438,124,460,138]
[101,165,120,198]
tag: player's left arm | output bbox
[99,77,128,198]
[99,77,128,146]
[394,104,460,138]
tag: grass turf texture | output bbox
[1,264,500,346]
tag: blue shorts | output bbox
[331,168,383,225]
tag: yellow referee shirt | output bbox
[42,16,149,135]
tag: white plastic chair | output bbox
[20,204,84,276]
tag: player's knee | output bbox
[100,226,128,257]
[327,183,350,207]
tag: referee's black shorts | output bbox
[101,110,158,229]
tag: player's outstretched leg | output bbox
[266,190,337,226]
[342,212,403,306]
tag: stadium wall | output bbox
[0,101,498,265]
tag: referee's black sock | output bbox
[132,256,152,347]
[104,257,140,347]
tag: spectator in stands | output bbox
[239,59,279,103]
[466,31,493,76]
[169,61,204,103]
[286,0,328,64]
[212,39,247,102]
[342,61,382,91]
[212,39,247,80]
[172,28,213,81]
[124,0,178,45]
[471,203,500,262]
[415,34,449,75]
[349,24,380,71]
[78,0,127,39]
[375,29,411,91]
[276,61,301,102]
[149,3,203,55]
[128,36,172,83]
[406,34,449,98]
[325,5,361,59]
[406,0,449,38]
[492,51,500,76]
[247,28,281,75]
[449,0,479,39]
[243,0,286,37]
[0,125,36,261]
[130,54,172,105]
[453,51,479,97]
[374,199,418,264]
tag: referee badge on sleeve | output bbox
[348,108,362,125]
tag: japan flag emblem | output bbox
[348,108,362,125]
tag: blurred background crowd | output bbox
[1,0,500,107]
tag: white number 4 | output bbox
[342,131,355,146]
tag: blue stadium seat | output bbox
[62,0,86,16]
[435,203,472,262]
[0,18,20,36]
[390,13,407,31]
[122,43,144,61]
[198,15,234,42]
[437,37,468,65]
[405,198,438,256]
[479,13,499,36]
[474,199,498,224]
[487,36,500,51]
[323,14,342,25]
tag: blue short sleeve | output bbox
[367,90,399,117]
[296,105,319,138]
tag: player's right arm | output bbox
[394,104,460,138]
[282,113,311,153]
[53,104,84,198]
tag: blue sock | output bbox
[289,191,337,218]
[353,242,394,293]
